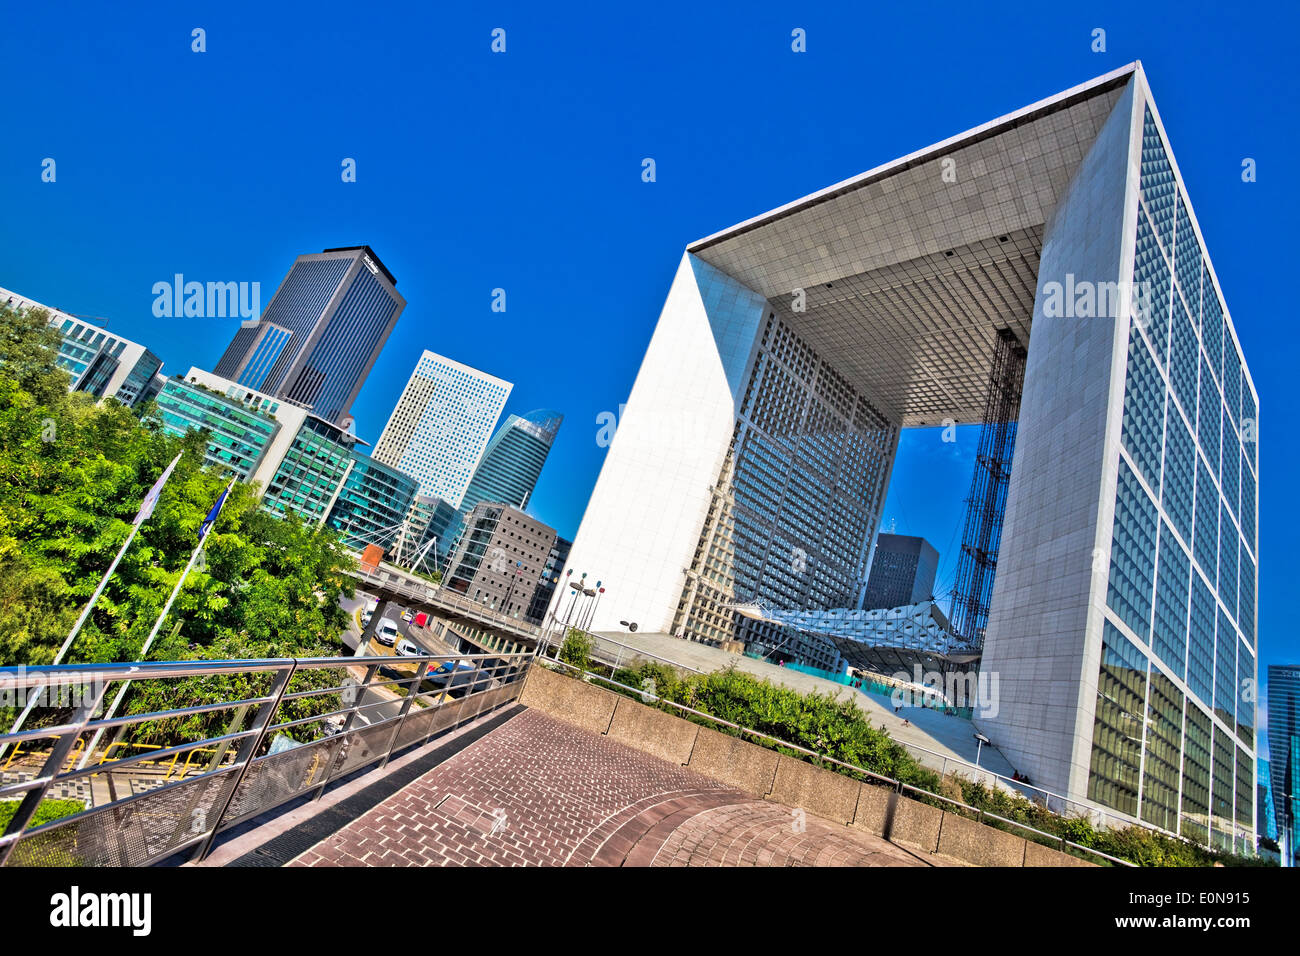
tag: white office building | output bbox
[2,286,163,408]
[372,350,511,506]
[555,63,1257,852]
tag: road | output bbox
[339,592,456,658]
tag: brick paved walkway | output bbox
[288,709,928,867]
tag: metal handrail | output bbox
[0,650,532,867]
[539,654,1135,867]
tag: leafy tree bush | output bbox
[0,302,355,741]
[558,628,594,672]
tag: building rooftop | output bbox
[684,63,1142,428]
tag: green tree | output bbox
[0,301,356,738]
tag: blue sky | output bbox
[2,1,1296,707]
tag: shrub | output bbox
[563,660,1274,868]
[558,629,594,672]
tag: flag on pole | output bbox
[133,453,183,526]
[198,479,235,542]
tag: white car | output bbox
[374,618,400,646]
[395,638,423,657]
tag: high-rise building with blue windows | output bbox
[443,409,563,552]
[213,246,404,426]
[461,410,562,513]
[1267,665,1300,866]
[558,63,1258,851]
[863,533,939,610]
[325,455,420,551]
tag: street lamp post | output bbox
[541,569,574,655]
[576,585,597,632]
[564,574,586,629]
[582,585,605,632]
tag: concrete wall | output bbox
[521,664,1097,866]
[547,252,765,635]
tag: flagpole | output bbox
[0,453,182,762]
[77,478,233,770]
[0,525,140,762]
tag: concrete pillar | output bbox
[356,596,392,655]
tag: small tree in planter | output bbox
[559,629,594,676]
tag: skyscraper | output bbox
[1268,665,1300,866]
[213,245,404,425]
[372,350,511,506]
[442,409,563,550]
[862,533,939,610]
[555,63,1258,849]
[461,410,562,512]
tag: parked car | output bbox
[424,660,479,695]
[401,609,415,623]
[374,618,400,646]
[395,638,423,657]
[361,608,373,627]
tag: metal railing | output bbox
[0,650,532,867]
[536,647,1137,866]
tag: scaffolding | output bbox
[950,328,1027,650]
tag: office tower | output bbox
[213,246,405,425]
[555,63,1257,849]
[1257,757,1277,848]
[527,535,572,625]
[863,534,939,610]
[325,456,420,551]
[372,350,511,506]
[461,410,563,513]
[152,371,286,481]
[2,286,163,408]
[443,409,563,551]
[443,502,557,619]
[1268,665,1300,866]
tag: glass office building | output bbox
[557,63,1259,846]
[863,534,940,611]
[213,246,405,425]
[372,350,511,506]
[151,376,282,481]
[325,455,420,551]
[1267,665,1300,866]
[444,408,563,550]
[0,287,165,409]
[460,409,562,512]
[527,535,572,625]
[262,416,358,525]
[1082,103,1258,852]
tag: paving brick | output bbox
[289,709,941,868]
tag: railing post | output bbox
[0,675,111,868]
[313,662,378,801]
[378,660,429,771]
[192,660,296,864]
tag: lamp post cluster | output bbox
[540,569,605,655]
